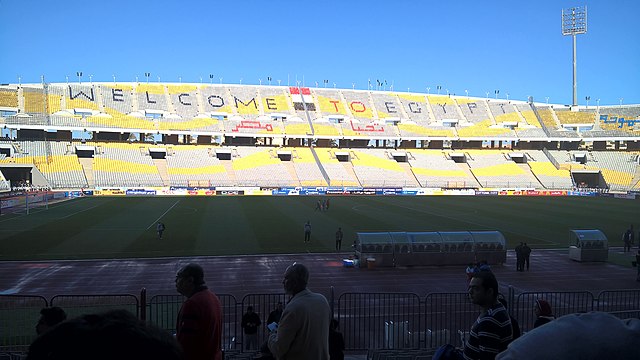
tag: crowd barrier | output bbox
[1,288,639,354]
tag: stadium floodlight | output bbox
[352,83,355,90]
[112,75,116,84]
[596,98,600,111]
[485,91,489,99]
[240,78,243,85]
[427,87,430,94]
[506,93,510,101]
[76,71,83,84]
[267,76,272,85]
[585,96,590,108]
[200,76,203,84]
[40,75,45,85]
[66,75,69,84]
[157,76,161,83]
[619,98,624,107]
[145,72,150,84]
[545,96,549,104]
[89,74,93,84]
[465,89,468,97]
[17,75,21,86]
[220,77,223,84]
[562,6,587,107]
[179,76,182,83]
[494,89,499,99]
[437,85,441,94]
[333,82,336,89]
[259,78,262,85]
[324,79,329,88]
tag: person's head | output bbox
[468,271,499,308]
[26,309,181,360]
[282,263,309,296]
[175,263,206,297]
[247,306,254,313]
[275,301,283,311]
[534,299,553,317]
[36,307,67,335]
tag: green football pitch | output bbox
[0,195,638,261]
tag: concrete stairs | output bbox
[78,158,95,188]
[399,162,420,187]
[153,159,170,186]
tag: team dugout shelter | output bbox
[355,231,506,268]
[569,229,609,262]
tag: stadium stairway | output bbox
[221,160,237,183]
[399,162,421,187]
[460,163,482,188]
[630,164,640,189]
[153,158,170,186]
[342,161,362,186]
[284,161,301,186]
[78,157,95,188]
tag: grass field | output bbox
[0,195,638,261]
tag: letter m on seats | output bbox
[234,96,257,109]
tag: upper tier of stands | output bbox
[3,83,637,140]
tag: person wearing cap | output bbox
[533,299,555,328]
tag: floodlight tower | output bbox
[562,6,587,107]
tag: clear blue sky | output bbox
[0,0,638,106]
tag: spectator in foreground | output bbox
[464,271,513,360]
[432,271,513,360]
[26,309,181,360]
[498,298,521,340]
[36,306,67,335]
[175,263,223,360]
[495,312,640,360]
[268,263,331,360]
[533,299,555,328]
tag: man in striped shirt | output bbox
[463,271,513,360]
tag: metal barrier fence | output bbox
[337,293,422,350]
[0,295,47,353]
[2,288,640,353]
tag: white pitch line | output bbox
[146,199,181,230]
[58,202,103,220]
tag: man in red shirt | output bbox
[176,263,223,360]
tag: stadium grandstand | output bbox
[1,82,639,193]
